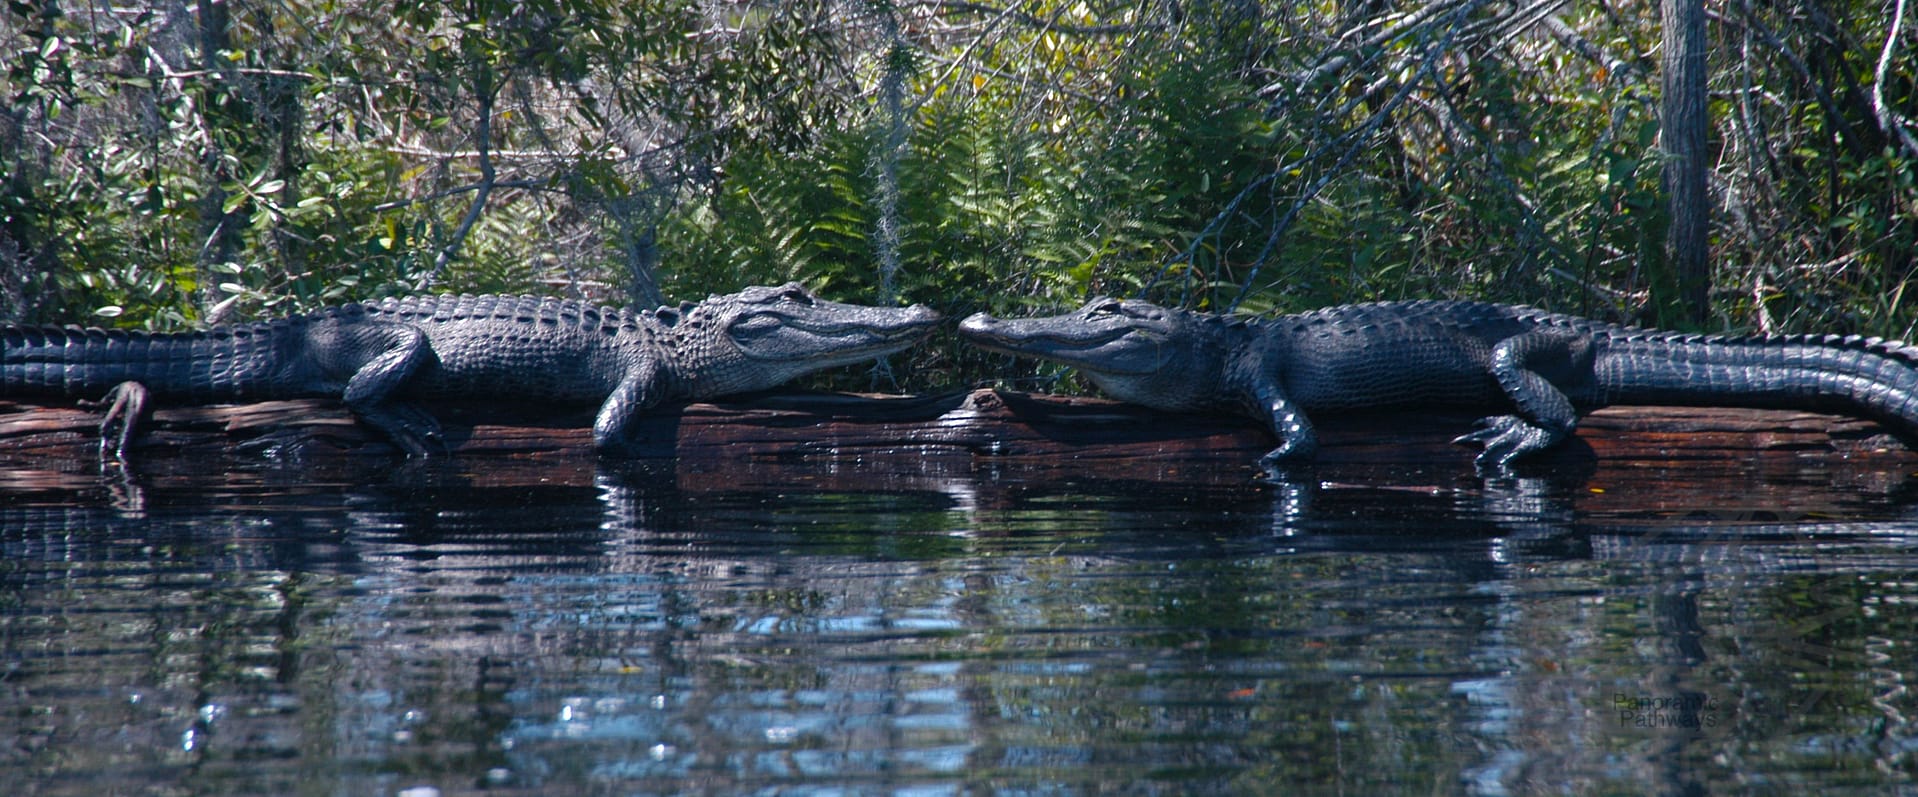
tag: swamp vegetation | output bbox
[4,0,1918,393]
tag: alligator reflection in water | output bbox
[3,462,1917,795]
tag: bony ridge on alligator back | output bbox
[1,283,941,458]
[958,297,1918,475]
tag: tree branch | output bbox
[1221,0,1494,312]
[1723,1,1878,161]
[1261,0,1468,100]
[424,74,497,289]
[370,179,548,213]
[906,0,1163,37]
[1871,0,1918,161]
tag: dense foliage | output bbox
[5,0,1916,391]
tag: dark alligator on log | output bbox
[2,283,938,457]
[960,298,1918,474]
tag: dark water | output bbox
[4,455,1918,796]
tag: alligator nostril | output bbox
[957,314,999,335]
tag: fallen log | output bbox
[0,389,1910,485]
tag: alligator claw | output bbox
[380,431,438,458]
[413,432,450,458]
[1257,441,1319,482]
[1454,415,1559,475]
[1450,423,1498,447]
[1257,459,1315,484]
[402,426,450,458]
[88,381,153,462]
[354,402,449,457]
[1264,432,1319,462]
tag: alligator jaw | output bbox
[730,303,941,364]
[958,312,1154,375]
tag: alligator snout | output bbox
[880,304,942,339]
[901,303,943,327]
[957,312,1002,338]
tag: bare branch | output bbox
[1535,13,1646,84]
[424,75,498,289]
[1262,0,1469,99]
[1218,0,1497,312]
[905,0,1163,37]
[1722,0,1877,161]
[369,179,549,213]
[1871,0,1918,161]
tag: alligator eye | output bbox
[733,314,782,334]
[780,287,815,305]
[1090,300,1125,316]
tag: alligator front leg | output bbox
[1252,378,1318,476]
[1453,328,1594,473]
[334,324,447,456]
[591,358,667,457]
[86,381,152,461]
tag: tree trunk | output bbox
[1660,0,1712,325]
[195,0,244,319]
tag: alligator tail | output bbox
[1597,333,1918,434]
[0,321,301,402]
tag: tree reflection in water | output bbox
[1,458,1915,794]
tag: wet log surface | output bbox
[0,389,1913,518]
[0,388,1910,468]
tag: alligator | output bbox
[2,283,939,457]
[959,297,1918,473]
